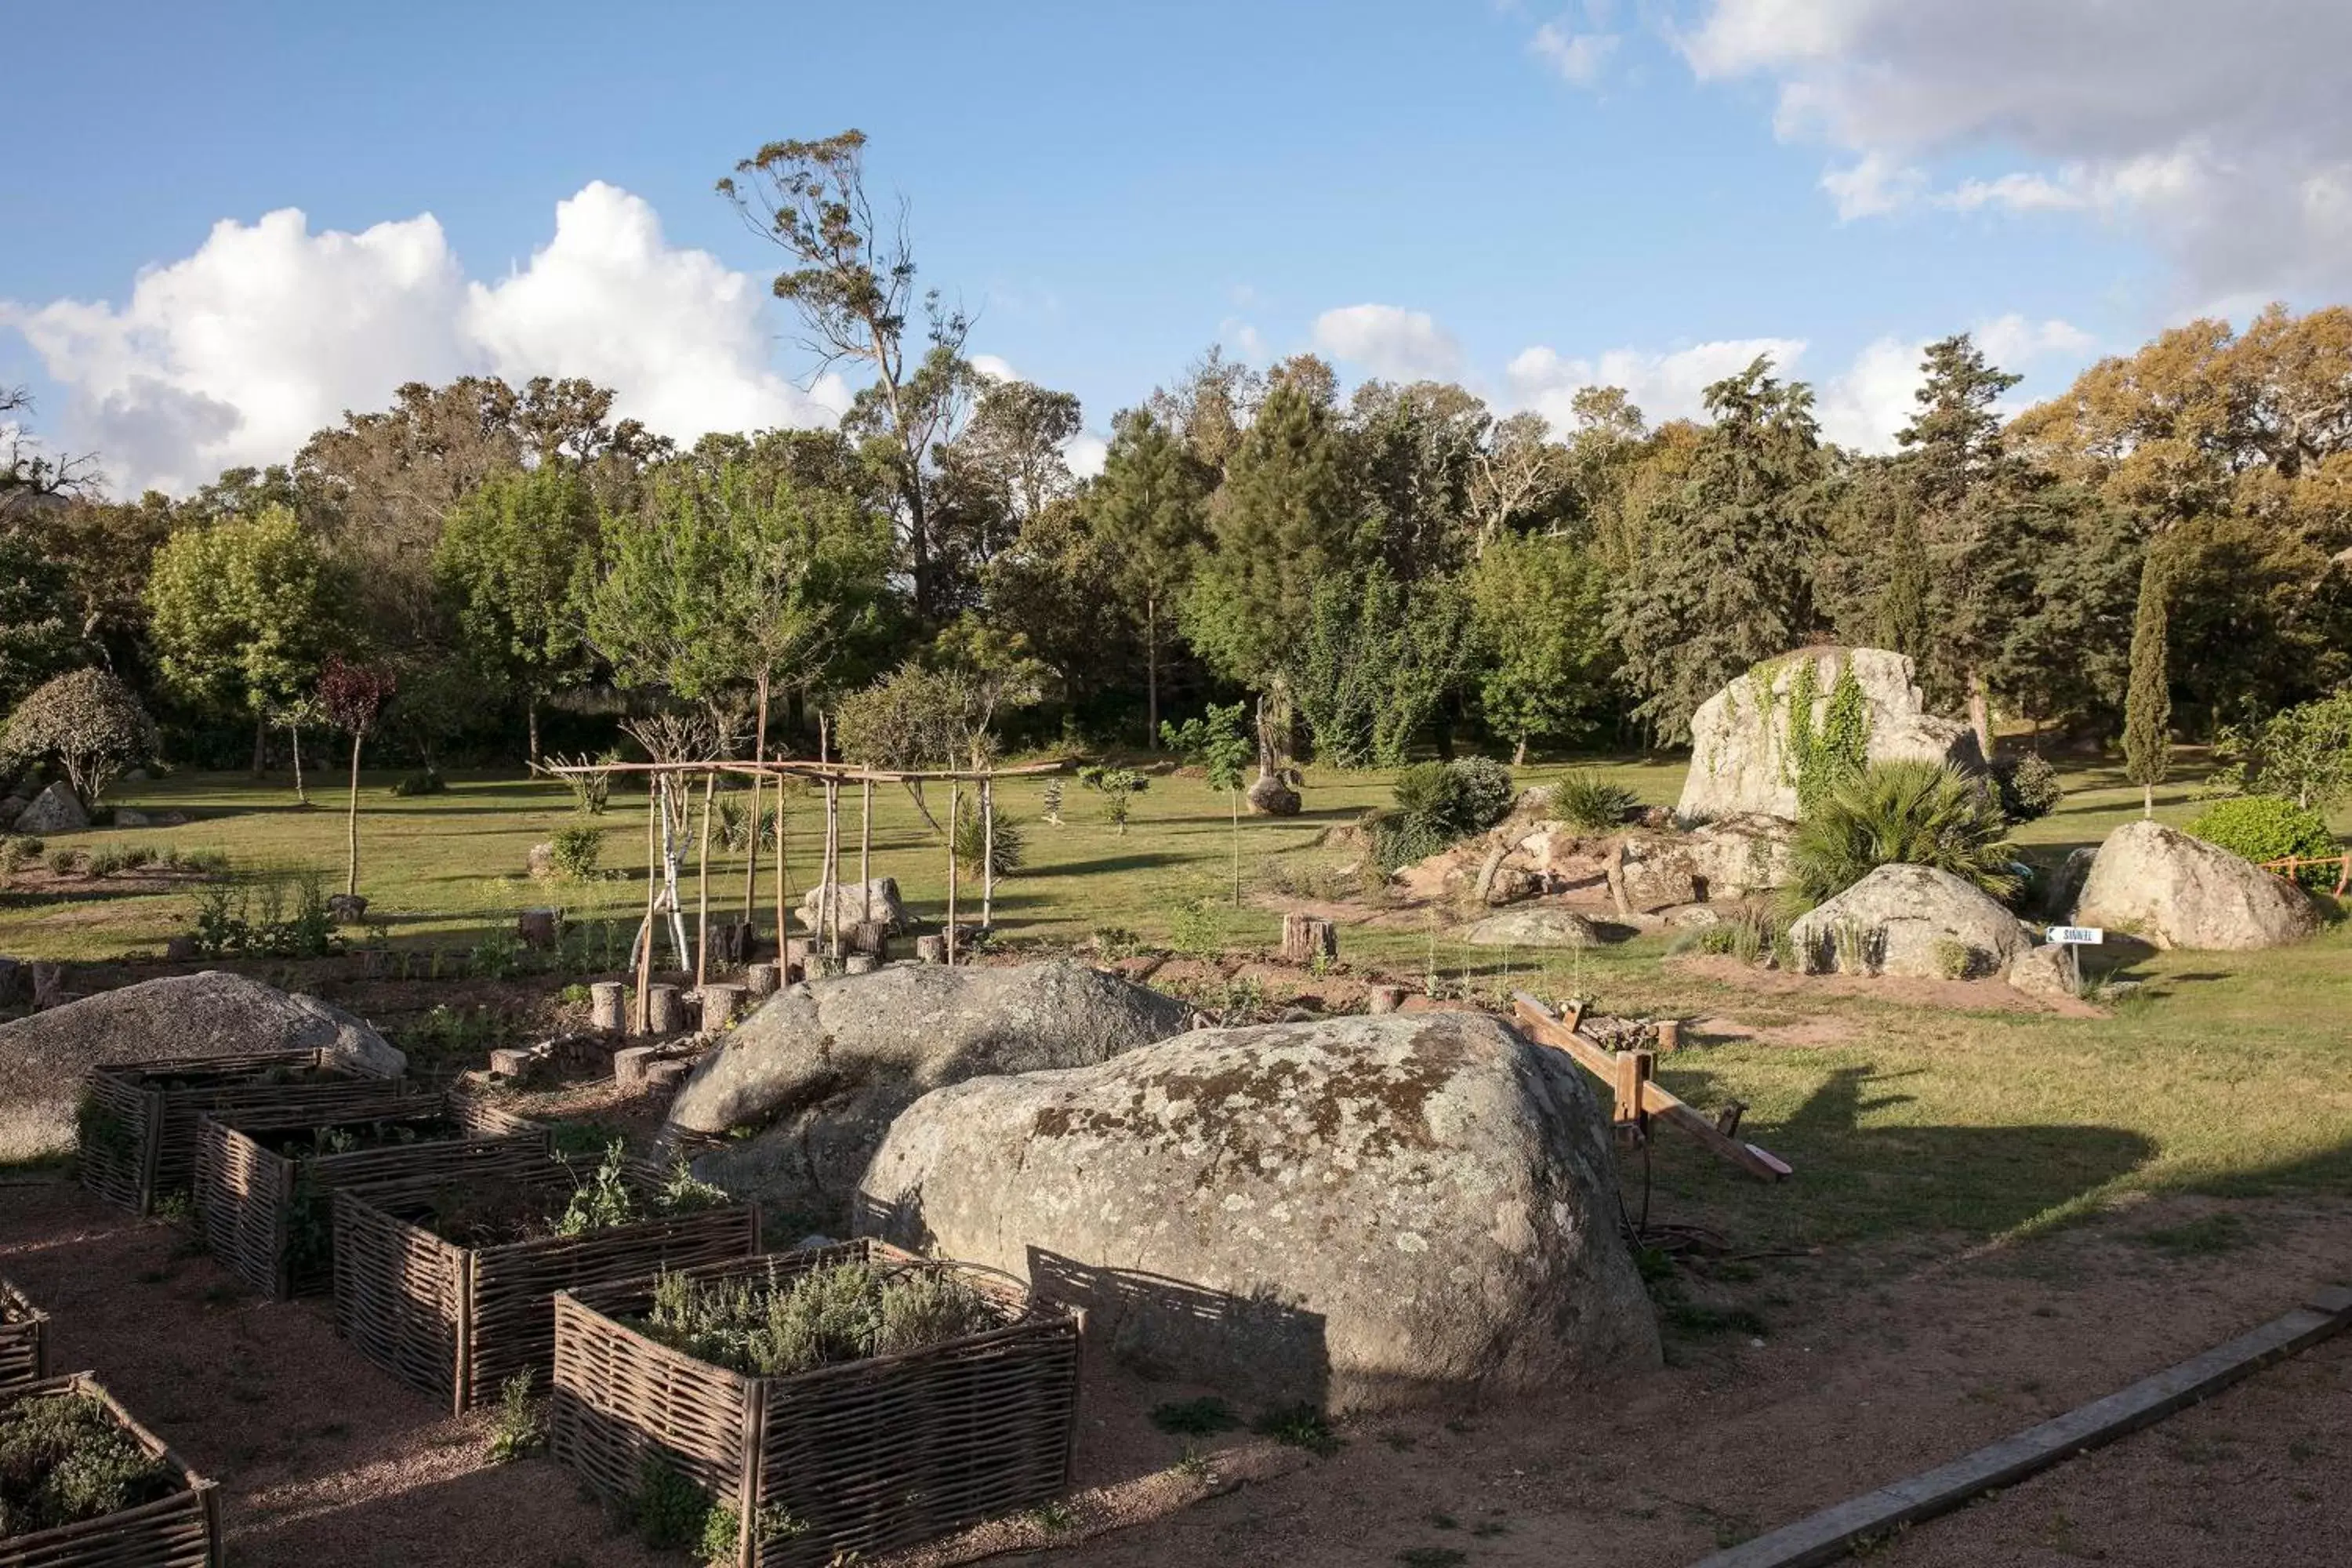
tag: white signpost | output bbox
[2045,925,2103,993]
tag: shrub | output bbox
[1993,753,2063,822]
[43,845,82,877]
[1931,937,1982,980]
[1444,757,1515,832]
[1374,758,1518,873]
[1552,771,1639,830]
[551,750,617,815]
[951,797,1025,874]
[1668,907,1784,965]
[1167,898,1221,957]
[0,836,41,874]
[485,1368,543,1462]
[1788,760,2019,908]
[550,823,603,880]
[0,668,159,804]
[714,794,776,852]
[2189,795,2339,889]
[84,843,134,877]
[388,768,447,797]
[187,866,336,958]
[0,1389,174,1534]
[1077,765,1147,833]
[637,1258,997,1378]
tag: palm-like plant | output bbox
[1789,760,2020,908]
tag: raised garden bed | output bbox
[77,1050,415,1216]
[0,1281,46,1392]
[334,1156,760,1413]
[0,1373,220,1568]
[550,1240,1080,1567]
[193,1095,546,1300]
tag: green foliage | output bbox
[2209,688,2352,811]
[550,823,604,880]
[387,768,447,797]
[1465,532,1615,755]
[1160,701,1253,793]
[699,1501,809,1566]
[1931,938,1982,980]
[835,663,985,771]
[143,503,337,725]
[0,668,159,804]
[951,795,1024,873]
[434,465,601,713]
[0,532,81,712]
[1252,1403,1340,1457]
[1781,655,1871,812]
[2188,796,2339,888]
[1551,771,1639,830]
[1291,565,1471,769]
[0,1391,174,1535]
[1166,898,1221,958]
[485,1368,543,1463]
[1993,753,2063,822]
[1077,765,1147,833]
[1368,758,1513,874]
[470,924,524,980]
[187,866,334,958]
[641,1258,998,1378]
[2122,552,2172,808]
[44,845,82,877]
[626,1459,712,1552]
[1669,907,1786,966]
[1789,761,2020,908]
[553,1142,730,1238]
[552,750,618,815]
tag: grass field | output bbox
[5,752,2350,1254]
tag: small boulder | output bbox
[1485,866,1540,906]
[2005,942,2081,1002]
[797,877,910,935]
[527,841,557,880]
[1788,864,2027,978]
[856,1012,1661,1413]
[1681,813,1800,898]
[2072,820,2320,950]
[110,808,151,829]
[327,893,368,924]
[1462,908,1602,948]
[0,971,405,1161]
[13,782,88,837]
[1247,772,1302,817]
[672,960,1193,1225]
[1618,841,1700,912]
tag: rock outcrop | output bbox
[1461,909,1602,948]
[1678,648,1984,822]
[0,971,405,1161]
[797,877,911,935]
[1787,863,2027,978]
[673,960,1192,1225]
[1680,813,1801,898]
[13,782,88,836]
[857,1012,1658,1412]
[2073,820,2319,950]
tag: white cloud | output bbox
[1674,0,2352,301]
[1819,315,2097,452]
[1530,21,1620,86]
[1821,152,1926,220]
[2,183,845,496]
[1507,336,1808,430]
[1311,303,1465,381]
[1064,430,1109,481]
[968,354,1020,384]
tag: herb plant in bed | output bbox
[0,1374,220,1568]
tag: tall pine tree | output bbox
[2123,550,2172,818]
[1094,409,1210,744]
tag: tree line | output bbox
[4,132,2350,789]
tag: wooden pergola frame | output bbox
[539,757,1065,1032]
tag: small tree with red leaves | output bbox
[318,656,396,898]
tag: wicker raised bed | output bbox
[0,1279,47,1392]
[550,1240,1080,1568]
[193,1095,546,1300]
[334,1163,760,1413]
[78,1049,415,1215]
[0,1373,221,1568]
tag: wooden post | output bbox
[824,779,842,960]
[590,981,627,1033]
[1612,1047,1653,1136]
[1280,913,1338,967]
[773,771,788,965]
[946,777,960,966]
[860,778,873,927]
[695,771,714,989]
[981,775,995,930]
[636,782,657,1034]
[1656,1018,1682,1054]
[742,677,767,925]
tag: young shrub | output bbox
[2188,795,2339,889]
[1992,753,2063,822]
[0,667,159,804]
[1788,760,2019,908]
[1077,765,1147,833]
[550,822,604,880]
[43,844,82,877]
[1552,771,1639,830]
[1931,937,1981,980]
[1167,898,1221,958]
[388,768,448,797]
[485,1367,543,1462]
[951,796,1025,873]
[1444,757,1515,833]
[85,843,132,877]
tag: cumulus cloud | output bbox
[968,354,1021,384]
[1530,21,1620,86]
[1506,336,1808,430]
[1817,315,2096,451]
[1311,303,1465,382]
[1674,0,2352,301]
[2,183,844,495]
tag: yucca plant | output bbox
[1788,760,2020,909]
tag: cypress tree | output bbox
[2122,551,2171,818]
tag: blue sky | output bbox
[6,0,2344,495]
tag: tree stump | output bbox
[846,920,891,960]
[646,984,684,1034]
[844,954,878,975]
[1367,984,1407,1014]
[805,953,844,980]
[915,934,948,965]
[699,983,747,1029]
[590,981,628,1033]
[744,962,780,999]
[612,1044,658,1091]
[645,1059,691,1093]
[517,908,561,949]
[1655,1018,1682,1054]
[1279,913,1338,967]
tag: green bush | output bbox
[1552,771,1639,830]
[187,867,336,958]
[2189,795,2339,889]
[550,823,603,880]
[1788,760,2020,908]
[44,845,81,877]
[638,1258,998,1378]
[1993,753,2063,822]
[1167,898,1221,957]
[0,1390,174,1535]
[1374,758,1517,873]
[1444,757,1515,831]
[388,768,447,797]
[951,797,1025,874]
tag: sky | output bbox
[5,0,2350,497]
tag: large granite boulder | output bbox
[0,971,405,1161]
[797,877,910,935]
[1681,813,1800,897]
[13,782,89,837]
[2073,820,2320,950]
[673,960,1192,1225]
[856,1012,1661,1413]
[1787,863,2028,978]
[1678,648,1984,822]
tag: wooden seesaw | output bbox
[1512,993,1791,1182]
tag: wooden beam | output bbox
[1692,1286,2352,1568]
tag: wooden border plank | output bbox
[1690,1286,2352,1568]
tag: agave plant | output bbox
[1788,760,2020,908]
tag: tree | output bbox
[1342,379,1486,583]
[1161,701,1253,905]
[1466,410,1573,548]
[143,505,339,777]
[318,657,395,897]
[1465,532,1614,762]
[720,130,972,621]
[2211,687,2352,810]
[2123,552,2172,818]
[1094,410,1210,742]
[0,387,101,510]
[0,669,158,804]
[1291,565,1472,768]
[435,465,601,761]
[0,532,80,710]
[1147,346,1260,474]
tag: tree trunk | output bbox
[527,695,541,766]
[2143,782,2154,819]
[1513,736,1527,768]
[1231,789,1242,907]
[252,711,267,777]
[695,773,714,989]
[290,724,307,805]
[345,733,364,897]
[1145,595,1160,749]
[1966,670,1994,764]
[742,675,768,922]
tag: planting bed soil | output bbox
[0,1281,45,1392]
[0,1373,220,1568]
[551,1240,1080,1568]
[77,1050,417,1216]
[194,1096,546,1299]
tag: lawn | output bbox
[5,752,2349,1254]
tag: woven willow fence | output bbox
[193,1095,546,1300]
[550,1241,1080,1568]
[0,1373,222,1568]
[78,1050,415,1215]
[334,1165,759,1414]
[0,1278,48,1391]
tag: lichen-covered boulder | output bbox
[797,877,911,935]
[2005,941,2081,1002]
[1681,813,1800,897]
[1618,840,1700,911]
[1461,909,1602,948]
[0,971,405,1161]
[1788,863,2027,978]
[13,781,88,836]
[673,960,1192,1225]
[1678,648,1984,822]
[2073,820,2319,950]
[856,1012,1661,1413]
